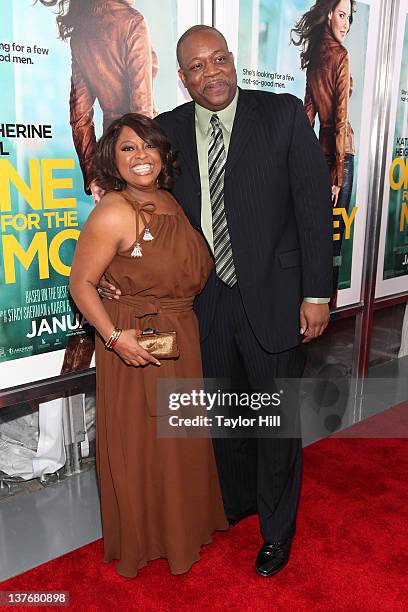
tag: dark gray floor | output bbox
[0,465,101,581]
[364,357,408,419]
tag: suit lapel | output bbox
[175,102,200,188]
[225,89,258,178]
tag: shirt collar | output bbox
[195,88,239,137]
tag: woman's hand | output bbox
[113,329,160,367]
[332,185,340,206]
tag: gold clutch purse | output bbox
[136,328,179,359]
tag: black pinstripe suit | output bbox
[156,88,332,541]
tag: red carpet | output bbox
[1,405,407,612]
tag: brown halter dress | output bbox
[95,198,228,577]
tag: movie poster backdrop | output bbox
[376,0,408,298]
[0,0,202,388]
[215,0,382,307]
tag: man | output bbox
[102,25,333,576]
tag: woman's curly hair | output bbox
[94,113,179,192]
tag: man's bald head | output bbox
[176,25,228,67]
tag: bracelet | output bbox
[105,327,122,350]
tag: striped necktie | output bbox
[208,114,237,287]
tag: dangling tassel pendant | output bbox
[131,242,143,258]
[143,228,154,241]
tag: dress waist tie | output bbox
[116,295,194,322]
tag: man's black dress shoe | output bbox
[255,538,293,577]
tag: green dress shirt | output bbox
[194,91,329,305]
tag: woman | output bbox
[69,113,228,577]
[291,0,356,302]
[38,0,158,203]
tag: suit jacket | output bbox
[304,25,355,188]
[69,1,158,193]
[156,89,333,353]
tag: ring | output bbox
[97,287,102,294]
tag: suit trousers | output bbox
[200,282,305,542]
